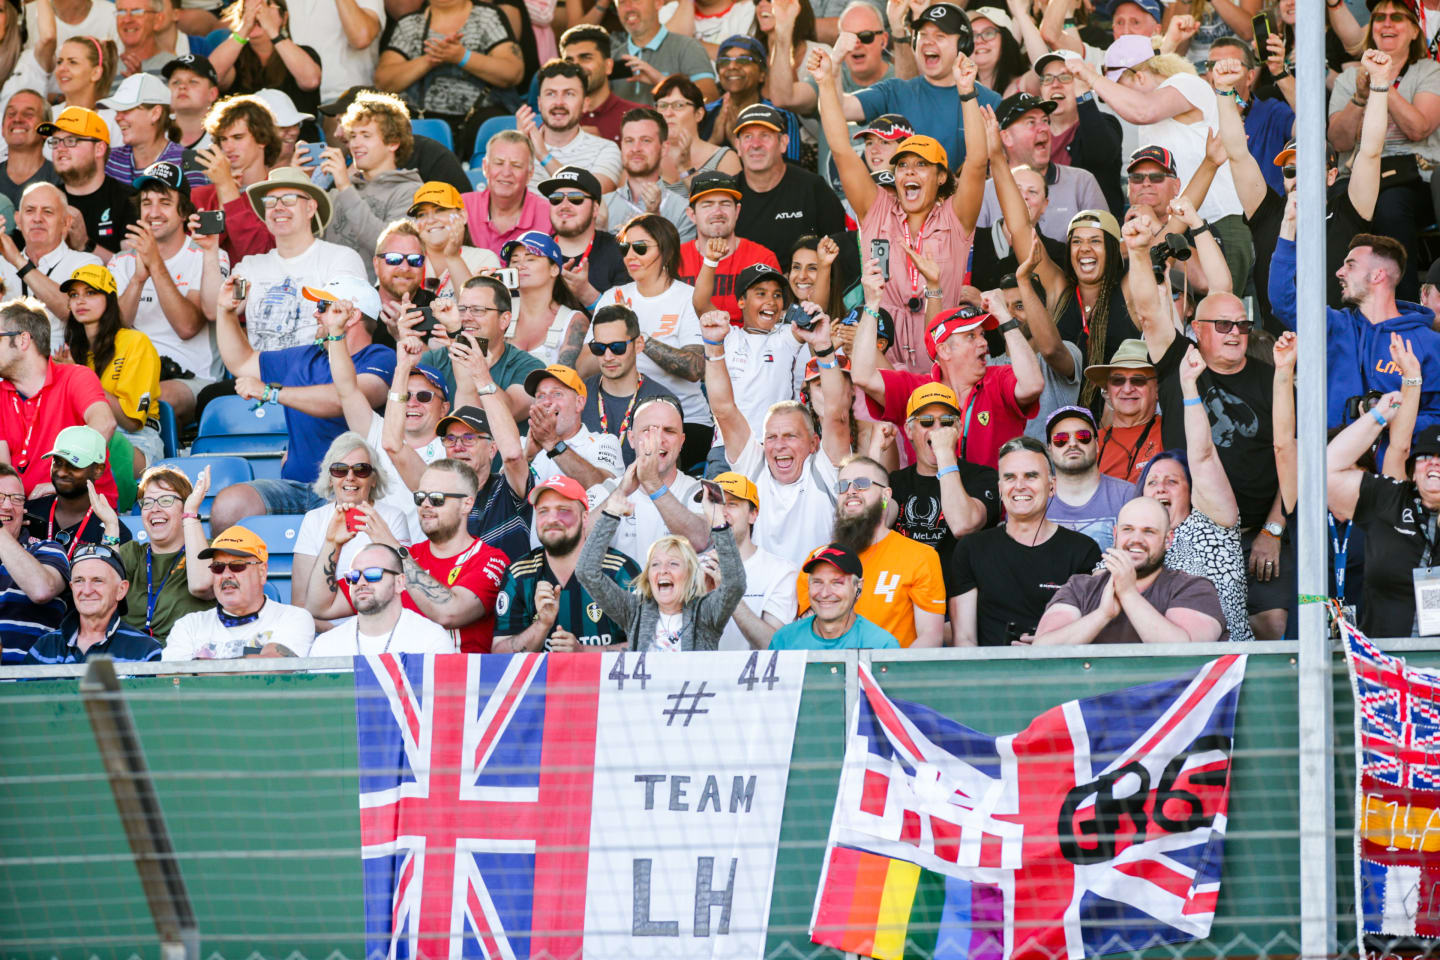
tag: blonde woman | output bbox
[577,482,745,651]
[292,432,413,619]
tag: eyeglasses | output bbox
[835,476,880,494]
[260,193,307,210]
[209,560,261,574]
[456,304,502,316]
[380,252,425,267]
[1196,317,1254,334]
[1039,71,1075,86]
[910,414,959,428]
[975,26,1002,41]
[139,494,183,510]
[618,240,653,256]
[1050,430,1094,446]
[655,97,698,111]
[440,433,487,448]
[311,299,334,313]
[45,135,95,150]
[588,339,633,356]
[854,29,881,43]
[1107,374,1153,387]
[0,330,23,340]
[1127,171,1170,184]
[328,462,375,478]
[340,566,401,584]
[549,192,590,206]
[413,490,468,506]
[0,492,26,506]
[717,54,762,66]
[1372,11,1413,22]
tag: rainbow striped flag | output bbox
[813,846,1004,960]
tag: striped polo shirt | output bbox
[24,612,162,664]
[1,535,70,663]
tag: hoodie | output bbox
[1269,237,1440,430]
[325,167,425,283]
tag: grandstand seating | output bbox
[236,514,305,585]
[469,115,516,169]
[191,396,288,458]
[412,117,455,152]
[156,401,178,460]
[151,456,253,518]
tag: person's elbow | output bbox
[494,51,525,87]
[347,14,381,47]
[32,569,66,604]
[86,403,118,439]
[1013,379,1043,407]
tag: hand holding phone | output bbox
[1252,13,1271,59]
[195,210,226,235]
[870,238,891,281]
[344,507,364,533]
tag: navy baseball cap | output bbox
[412,363,449,401]
[717,35,767,60]
[996,92,1057,129]
[162,53,218,84]
[501,230,565,267]
[133,160,188,194]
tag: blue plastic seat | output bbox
[121,514,150,543]
[236,514,304,577]
[467,166,486,189]
[267,577,292,604]
[192,395,288,457]
[151,456,254,518]
[249,457,285,480]
[412,117,455,152]
[469,115,516,170]
[156,400,178,460]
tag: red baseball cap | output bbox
[925,305,996,359]
[528,474,589,506]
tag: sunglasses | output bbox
[717,54,762,66]
[1372,10,1414,22]
[380,252,425,267]
[1050,430,1094,446]
[312,299,333,312]
[1197,317,1254,334]
[138,494,183,510]
[835,476,880,494]
[1108,374,1153,387]
[1127,171,1170,184]
[911,414,959,428]
[413,490,468,506]
[329,462,375,478]
[341,566,401,584]
[618,240,653,256]
[440,433,487,447]
[410,390,438,404]
[549,192,590,206]
[854,29,881,43]
[209,560,261,574]
[1282,164,1296,178]
[588,339,632,355]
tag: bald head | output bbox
[1195,292,1245,322]
[18,182,71,255]
[1117,495,1170,534]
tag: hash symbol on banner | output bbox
[663,681,716,726]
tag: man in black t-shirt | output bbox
[889,382,999,565]
[947,436,1101,645]
[732,104,847,270]
[1128,220,1292,641]
[39,107,135,260]
[545,165,630,305]
[580,305,679,465]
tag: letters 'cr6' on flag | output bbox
[810,656,1246,960]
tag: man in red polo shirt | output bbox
[850,284,1044,469]
[0,300,119,503]
[677,171,780,323]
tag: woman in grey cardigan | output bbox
[576,490,746,652]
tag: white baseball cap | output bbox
[255,88,313,127]
[99,72,171,110]
[301,274,381,321]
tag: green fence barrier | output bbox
[0,651,1305,960]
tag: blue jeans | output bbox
[249,479,326,515]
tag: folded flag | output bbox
[811,657,1247,960]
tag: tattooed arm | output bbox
[555,310,591,370]
[400,555,491,628]
[304,513,357,620]
[642,340,705,381]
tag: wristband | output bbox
[818,359,837,369]
[996,318,1020,334]
[1404,375,1424,387]
[812,343,835,358]
[925,288,943,299]
[231,30,249,43]
[862,305,882,321]
[1192,220,1213,236]
[316,333,344,343]
[541,151,555,167]
[1351,95,1367,108]
[1370,85,1391,93]
[1218,89,1239,99]
[1370,405,1389,427]
[459,49,473,69]
[702,337,724,345]
[957,89,977,102]
[936,465,959,478]
[101,535,120,546]
[648,484,669,502]
[16,259,35,279]
[1183,396,1203,407]
[183,512,200,520]
[702,257,720,268]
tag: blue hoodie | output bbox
[1269,237,1440,430]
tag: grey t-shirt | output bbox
[977,164,1109,243]
[989,339,1082,442]
[609,28,716,105]
[1046,474,1135,551]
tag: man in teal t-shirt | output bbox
[770,544,899,650]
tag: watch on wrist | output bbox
[388,391,410,403]
[1403,375,1423,387]
[476,382,499,397]
[549,439,570,458]
[1192,220,1213,237]
[16,259,35,279]
[957,89,978,102]
[1262,521,1285,538]
[995,318,1021,334]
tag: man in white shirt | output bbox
[612,396,710,561]
[519,60,623,194]
[708,472,798,650]
[109,160,228,424]
[308,542,454,655]
[700,301,849,567]
[164,525,316,659]
[285,0,384,103]
[523,364,623,507]
[1,182,103,347]
[233,166,368,349]
[603,108,695,242]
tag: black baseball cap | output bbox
[734,103,788,134]
[996,92,1057,129]
[1127,144,1178,175]
[913,3,973,51]
[1410,425,1440,469]
[539,165,603,201]
[319,86,364,116]
[436,405,492,438]
[133,160,188,194]
[852,113,914,142]
[688,170,742,204]
[70,544,131,614]
[839,303,894,346]
[162,53,217,84]
[735,263,788,299]
[802,543,864,578]
[1425,258,1440,288]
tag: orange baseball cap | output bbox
[529,474,590,506]
[713,471,759,506]
[906,382,962,419]
[198,525,269,563]
[524,364,587,400]
[408,181,463,216]
[37,106,110,144]
[891,135,948,169]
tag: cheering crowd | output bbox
[0,0,1437,660]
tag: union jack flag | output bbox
[355,653,599,960]
[817,656,1246,960]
